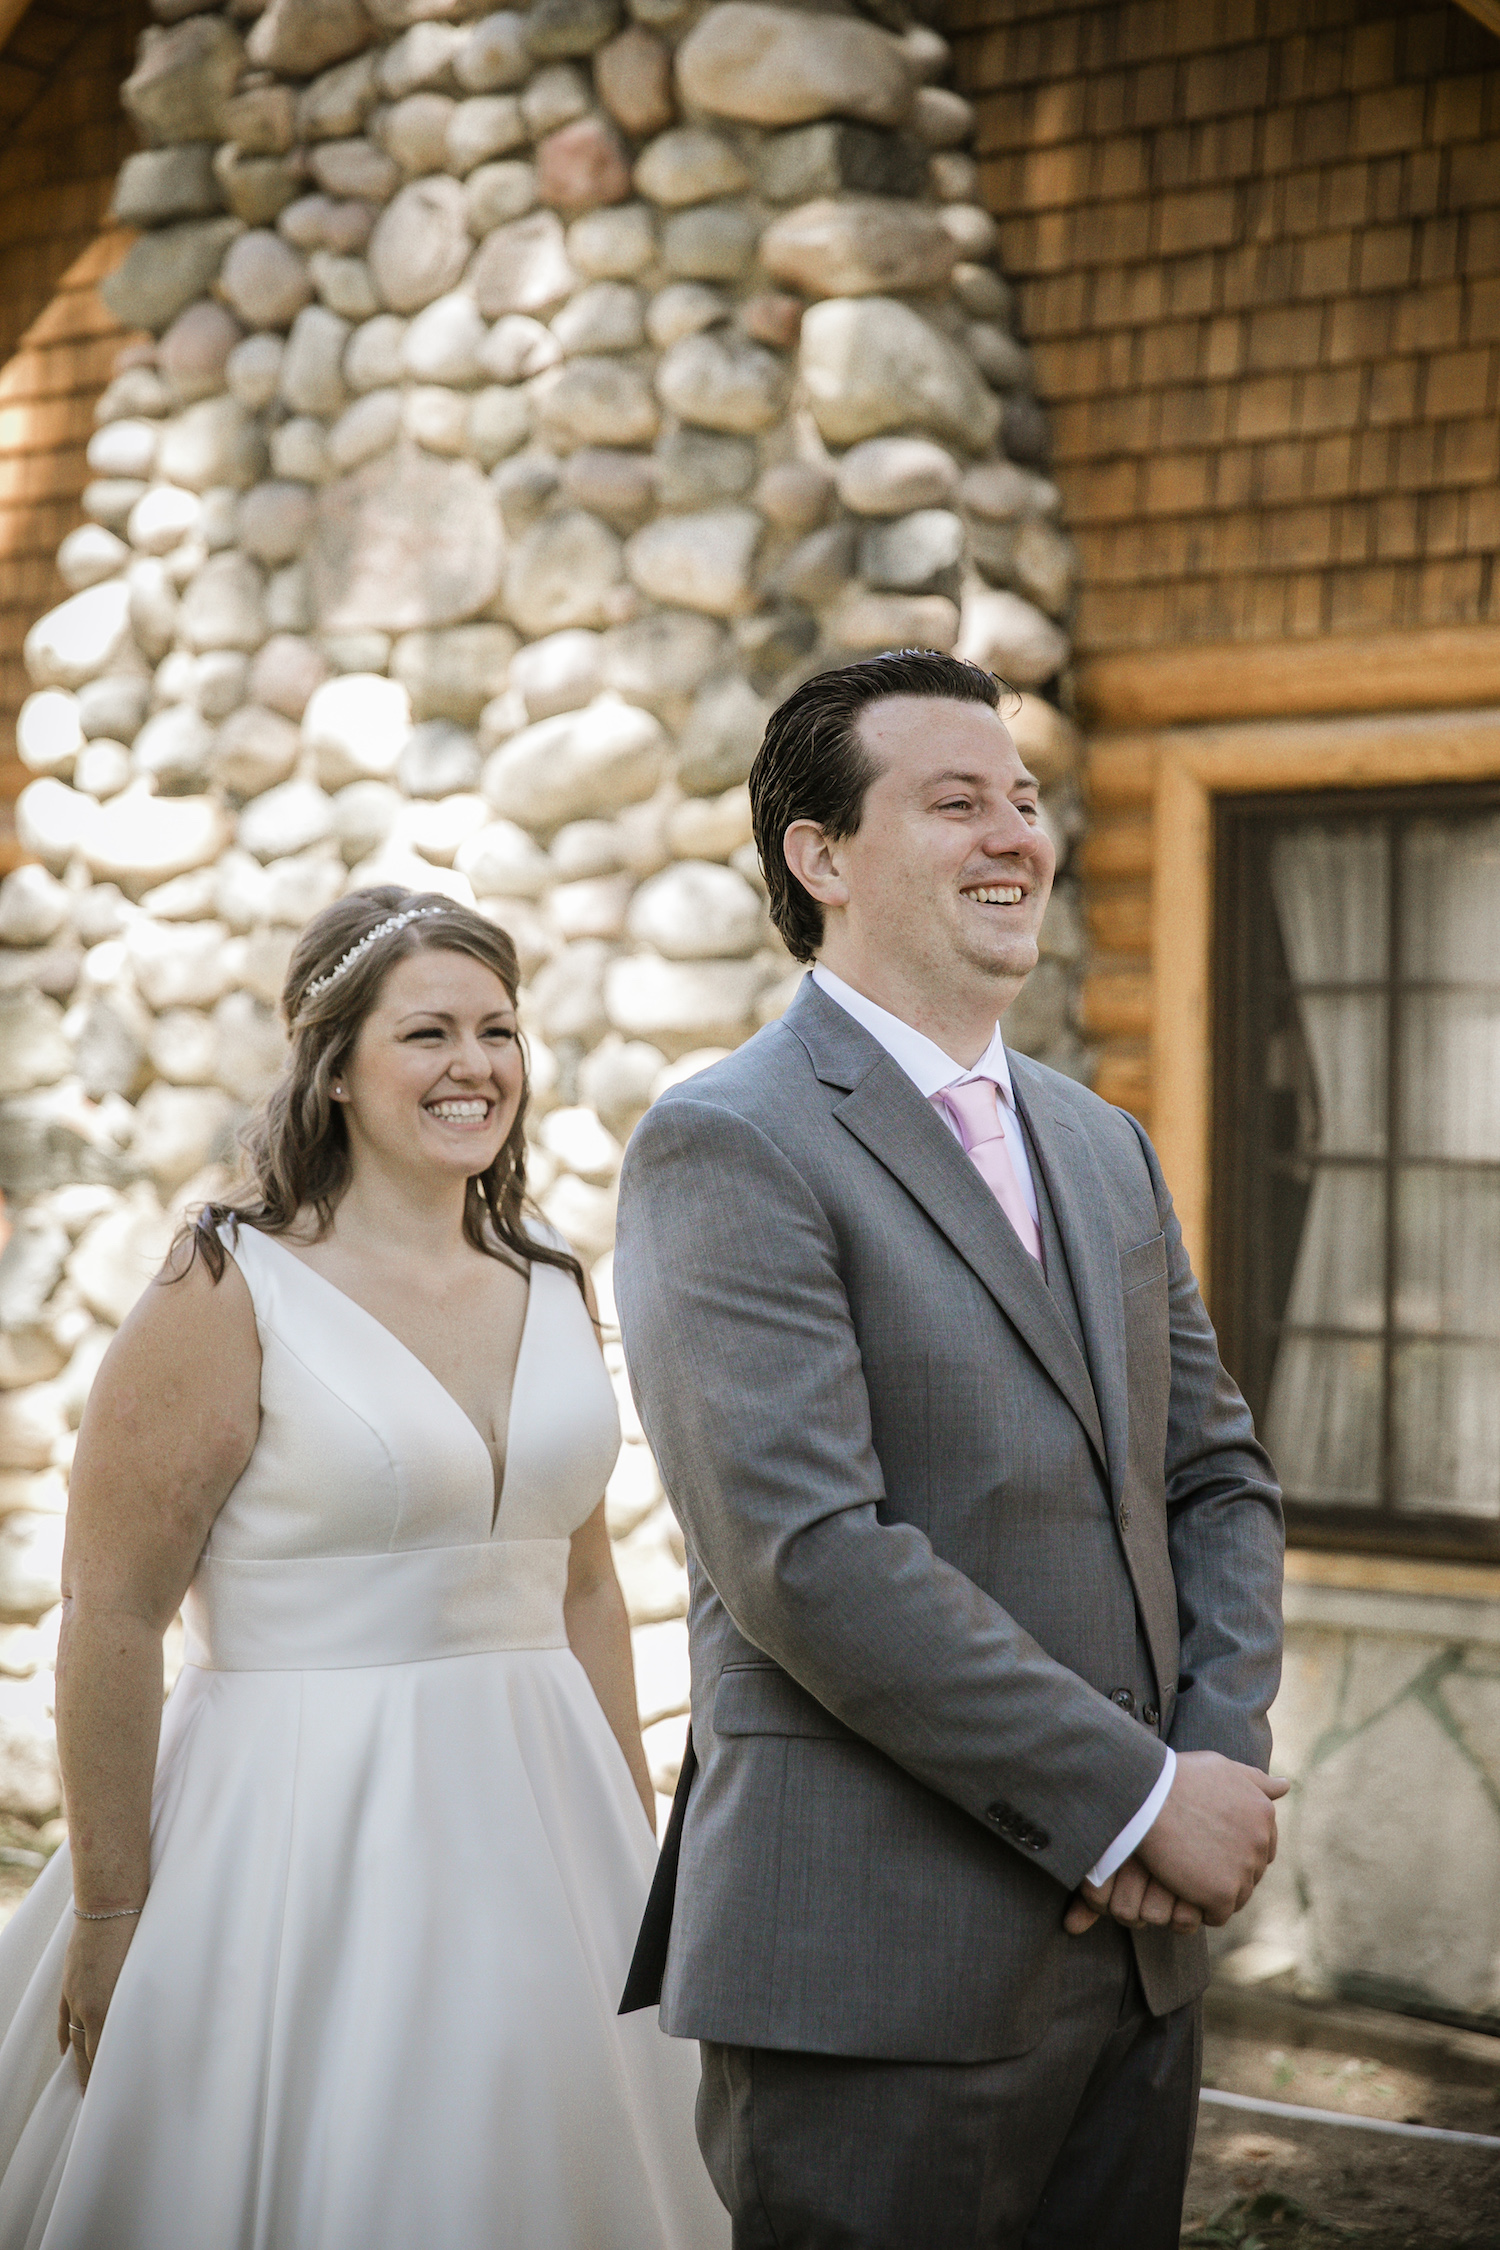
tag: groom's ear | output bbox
[782,820,848,909]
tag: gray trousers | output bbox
[696,1924,1201,2250]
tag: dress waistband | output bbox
[182,1540,571,1671]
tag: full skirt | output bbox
[0,1648,725,2250]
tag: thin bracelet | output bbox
[73,1905,144,1922]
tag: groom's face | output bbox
[840,695,1055,1000]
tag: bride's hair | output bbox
[180,885,584,1297]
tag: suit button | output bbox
[985,1802,1009,1827]
[1118,1505,1132,1530]
[1111,1688,1135,1714]
[1143,1704,1160,1727]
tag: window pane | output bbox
[1281,1164,1386,1332]
[1400,991,1500,1160]
[1402,811,1500,984]
[1291,993,1388,1156]
[1266,1335,1382,1506]
[1395,1166,1500,1340]
[1270,823,1388,984]
[1393,1341,1500,1519]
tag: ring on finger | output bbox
[68,2021,86,2039]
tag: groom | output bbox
[615,651,1284,2247]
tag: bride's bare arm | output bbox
[564,1503,655,1833]
[55,1245,260,2084]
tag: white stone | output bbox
[0,989,71,1101]
[67,1191,175,1327]
[328,386,403,472]
[0,1381,65,1472]
[404,385,470,453]
[225,332,285,412]
[158,395,267,491]
[127,483,202,554]
[213,990,288,1103]
[73,741,132,800]
[133,703,217,789]
[479,330,558,406]
[599,611,727,711]
[578,1034,664,1137]
[539,1104,622,1182]
[84,787,229,896]
[465,159,538,235]
[470,210,577,319]
[510,628,601,719]
[551,281,645,355]
[139,863,219,920]
[550,871,633,941]
[762,196,955,299]
[391,623,517,723]
[261,846,345,925]
[58,523,130,593]
[87,418,159,483]
[309,250,380,321]
[237,481,316,567]
[454,818,552,898]
[800,297,999,452]
[831,589,959,654]
[130,1081,236,1193]
[378,90,456,174]
[467,386,531,466]
[15,779,99,870]
[604,952,763,1047]
[127,915,234,1010]
[630,1614,688,1724]
[237,778,338,862]
[503,510,624,636]
[270,417,334,484]
[211,703,302,796]
[520,63,590,138]
[456,10,530,92]
[377,19,465,97]
[0,1513,64,1630]
[531,356,659,450]
[309,441,506,634]
[676,5,915,130]
[625,508,760,618]
[666,783,752,862]
[279,304,351,418]
[956,587,1069,689]
[539,1172,616,1261]
[566,203,655,283]
[395,793,490,866]
[0,865,70,948]
[836,434,961,516]
[303,671,412,788]
[644,282,725,351]
[16,690,83,779]
[344,313,409,392]
[332,780,403,867]
[125,555,178,661]
[447,93,527,173]
[308,138,401,204]
[859,508,965,592]
[655,329,788,434]
[148,1007,219,1084]
[634,128,749,207]
[179,550,266,652]
[627,858,763,960]
[402,292,488,384]
[23,580,133,692]
[483,698,664,829]
[367,176,472,314]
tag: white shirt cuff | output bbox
[1085,1746,1176,1888]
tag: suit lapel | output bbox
[830,1054,1109,1474]
[1010,1060,1128,1510]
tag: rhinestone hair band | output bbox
[302,905,448,1004]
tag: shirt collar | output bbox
[810,964,1017,1109]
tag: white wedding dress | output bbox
[0,1224,726,2250]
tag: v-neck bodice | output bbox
[203,1222,620,1565]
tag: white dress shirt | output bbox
[810,964,1175,1887]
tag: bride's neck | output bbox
[328,1164,472,1266]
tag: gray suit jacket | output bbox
[615,977,1283,2063]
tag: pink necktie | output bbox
[933,1079,1044,1267]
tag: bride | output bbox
[0,886,727,2249]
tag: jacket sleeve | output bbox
[615,1091,1169,1895]
[1126,1116,1285,1769]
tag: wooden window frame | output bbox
[1145,706,1500,1559]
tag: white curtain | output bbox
[1263,824,1389,1507]
[1263,816,1500,1520]
[1392,815,1500,1517]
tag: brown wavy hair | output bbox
[180,885,584,1296]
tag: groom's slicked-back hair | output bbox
[749,649,1005,963]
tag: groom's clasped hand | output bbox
[1064,1751,1290,1936]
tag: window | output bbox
[1214,785,1500,1560]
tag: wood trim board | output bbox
[1077,626,1500,731]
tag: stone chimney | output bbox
[0,0,1080,1826]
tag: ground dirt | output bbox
[1184,1986,1500,2248]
